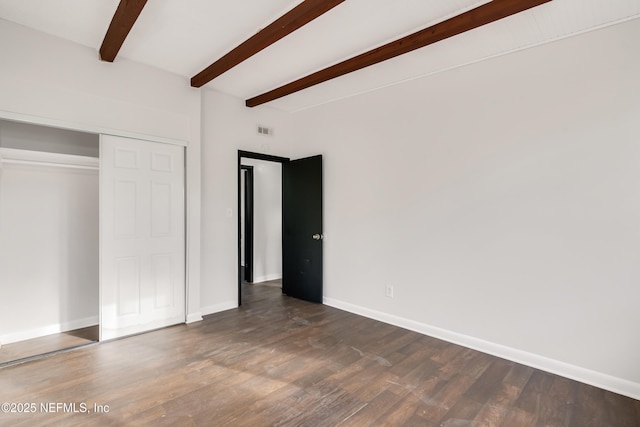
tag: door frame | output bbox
[240,165,254,283]
[237,150,289,306]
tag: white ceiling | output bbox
[0,0,639,112]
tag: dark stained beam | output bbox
[246,0,553,107]
[191,0,347,88]
[99,0,148,62]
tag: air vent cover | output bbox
[257,125,272,136]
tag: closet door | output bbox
[100,135,185,340]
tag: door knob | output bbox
[312,234,323,240]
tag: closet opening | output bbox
[0,119,99,365]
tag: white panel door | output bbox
[100,135,185,340]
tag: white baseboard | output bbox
[251,274,282,284]
[201,301,238,317]
[0,316,99,345]
[323,297,640,401]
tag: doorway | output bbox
[238,151,287,305]
[237,150,324,306]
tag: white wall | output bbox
[0,149,98,344]
[0,19,202,322]
[290,19,640,398]
[241,158,282,283]
[200,89,292,314]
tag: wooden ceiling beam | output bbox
[99,0,148,62]
[246,0,553,107]
[191,0,347,88]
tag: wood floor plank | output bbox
[603,390,639,427]
[417,373,479,423]
[463,360,510,403]
[388,338,443,378]
[515,369,557,415]
[533,375,578,426]
[0,282,637,426]
[218,382,303,426]
[566,383,604,427]
[430,340,467,365]
[436,395,484,427]
[470,364,533,426]
[374,398,421,427]
[500,406,538,427]
[339,389,400,426]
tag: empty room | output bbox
[1,0,639,425]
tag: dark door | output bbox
[282,155,323,303]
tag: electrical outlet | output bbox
[385,285,394,298]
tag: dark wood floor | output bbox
[0,326,98,366]
[0,282,638,426]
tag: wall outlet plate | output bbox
[385,285,394,298]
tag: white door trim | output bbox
[0,109,187,147]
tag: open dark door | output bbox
[282,155,323,303]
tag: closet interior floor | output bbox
[0,325,98,366]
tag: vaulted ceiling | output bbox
[0,0,639,112]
